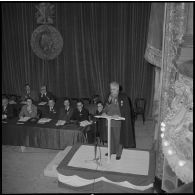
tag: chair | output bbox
[37,109,42,119]
[90,95,100,104]
[134,98,146,124]
[70,98,79,108]
[81,98,90,106]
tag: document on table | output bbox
[17,122,25,125]
[38,118,52,124]
[18,117,31,122]
[9,100,17,104]
[95,115,125,120]
[55,120,66,126]
[80,120,92,127]
[38,102,47,106]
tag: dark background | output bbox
[2,2,155,117]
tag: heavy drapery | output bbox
[144,2,193,184]
[144,3,165,68]
[2,2,154,116]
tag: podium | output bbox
[94,115,125,162]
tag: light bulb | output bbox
[163,140,169,146]
[161,127,165,132]
[161,133,164,138]
[168,149,173,155]
[161,122,165,127]
[178,160,186,167]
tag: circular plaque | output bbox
[31,25,63,60]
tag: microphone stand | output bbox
[84,119,102,166]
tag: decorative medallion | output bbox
[31,3,63,60]
[31,25,63,60]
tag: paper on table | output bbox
[38,118,52,124]
[9,100,17,104]
[95,115,125,120]
[38,102,47,106]
[80,120,92,127]
[56,120,66,126]
[17,122,24,125]
[18,117,31,122]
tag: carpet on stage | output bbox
[57,144,156,193]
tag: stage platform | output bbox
[57,144,156,193]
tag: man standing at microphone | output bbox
[103,81,136,160]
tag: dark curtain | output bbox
[2,2,154,116]
[144,3,165,68]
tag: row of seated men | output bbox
[2,96,103,122]
[2,95,106,143]
[21,84,56,102]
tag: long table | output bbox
[2,118,91,150]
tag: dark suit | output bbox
[58,107,74,122]
[42,106,58,119]
[38,91,54,102]
[85,104,97,115]
[71,108,89,122]
[2,104,14,119]
[104,92,136,148]
[95,110,107,143]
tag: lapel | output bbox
[118,93,124,109]
[65,107,69,113]
[79,109,83,116]
[49,106,56,114]
[3,106,7,113]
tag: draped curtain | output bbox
[2,2,154,116]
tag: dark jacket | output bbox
[95,110,107,142]
[104,92,136,148]
[58,107,74,122]
[71,108,89,122]
[38,91,54,102]
[42,105,58,119]
[2,104,14,119]
[85,104,97,115]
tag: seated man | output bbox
[71,100,89,122]
[19,98,37,118]
[2,96,14,119]
[95,101,107,144]
[42,99,58,119]
[58,98,74,122]
[21,83,38,102]
[38,85,55,102]
[96,101,104,115]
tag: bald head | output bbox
[110,81,119,97]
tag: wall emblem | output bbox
[31,3,63,60]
